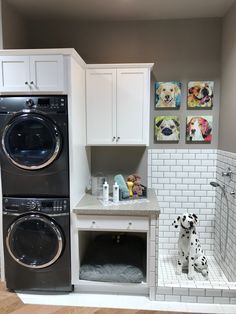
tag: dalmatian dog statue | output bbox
[172,213,208,280]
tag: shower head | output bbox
[210,181,226,195]
[210,181,220,188]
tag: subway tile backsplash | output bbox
[215,150,236,282]
[148,149,217,256]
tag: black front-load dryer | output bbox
[0,96,69,197]
[3,197,72,292]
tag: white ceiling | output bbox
[5,0,236,21]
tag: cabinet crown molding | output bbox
[86,63,154,69]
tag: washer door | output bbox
[6,214,63,269]
[2,113,61,170]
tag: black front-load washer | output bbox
[3,197,72,292]
[0,96,69,197]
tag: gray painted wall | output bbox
[23,18,221,149]
[1,17,222,181]
[2,1,29,49]
[219,1,236,153]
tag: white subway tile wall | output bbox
[148,149,217,256]
[214,150,236,282]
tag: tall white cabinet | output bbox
[86,64,153,146]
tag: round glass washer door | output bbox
[2,113,61,170]
[6,214,63,269]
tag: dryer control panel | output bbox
[3,197,70,214]
[0,96,67,114]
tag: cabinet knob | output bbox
[92,221,96,224]
[25,81,29,85]
[30,81,34,85]
[116,137,120,142]
[112,136,116,142]
[128,222,132,225]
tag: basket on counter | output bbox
[119,185,147,201]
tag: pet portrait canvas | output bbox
[186,116,213,143]
[155,116,180,142]
[155,81,181,109]
[187,81,214,109]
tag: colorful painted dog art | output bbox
[187,81,214,109]
[155,81,181,109]
[155,116,180,142]
[186,116,212,143]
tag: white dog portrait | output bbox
[155,81,181,108]
[186,116,212,143]
[155,116,180,142]
[172,213,209,280]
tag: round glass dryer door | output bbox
[6,214,63,269]
[2,114,61,170]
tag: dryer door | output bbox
[6,214,64,269]
[2,113,61,170]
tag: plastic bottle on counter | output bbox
[102,181,109,203]
[113,182,119,203]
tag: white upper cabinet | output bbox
[0,55,64,93]
[116,68,148,145]
[86,69,116,145]
[0,56,30,92]
[86,64,152,146]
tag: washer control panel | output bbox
[3,197,69,214]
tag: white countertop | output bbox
[73,188,160,216]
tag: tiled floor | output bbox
[158,255,236,289]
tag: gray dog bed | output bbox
[79,234,146,283]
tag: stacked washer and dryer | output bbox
[0,96,72,292]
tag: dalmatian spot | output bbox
[177,216,180,221]
[182,252,185,256]
[191,257,194,260]
[186,231,189,234]
[183,215,186,222]
[192,230,196,234]
[182,234,185,238]
[186,256,189,260]
[175,225,178,228]
[191,242,193,245]
[178,261,181,265]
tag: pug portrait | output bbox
[155,116,180,142]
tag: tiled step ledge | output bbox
[156,286,236,304]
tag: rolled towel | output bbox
[114,174,130,199]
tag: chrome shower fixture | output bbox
[210,181,226,195]
[222,167,232,179]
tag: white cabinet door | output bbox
[0,56,30,92]
[116,68,149,145]
[86,69,116,145]
[30,55,64,92]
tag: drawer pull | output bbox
[92,221,96,224]
[128,222,132,226]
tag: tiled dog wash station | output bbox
[148,149,236,303]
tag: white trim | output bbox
[86,63,154,69]
[74,280,149,295]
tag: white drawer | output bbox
[76,215,149,231]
